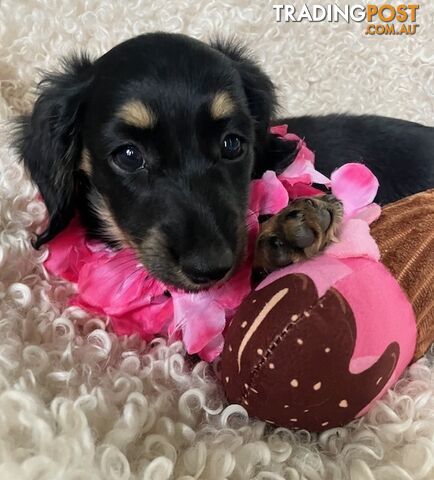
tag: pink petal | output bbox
[171,292,227,355]
[292,141,315,163]
[326,219,380,261]
[210,260,252,311]
[248,182,262,214]
[279,172,312,187]
[109,314,156,341]
[281,181,324,200]
[77,249,167,316]
[111,300,173,337]
[44,218,93,282]
[352,203,382,224]
[282,133,302,142]
[86,238,112,254]
[279,157,330,186]
[279,157,309,179]
[249,181,263,214]
[331,163,379,216]
[198,334,224,362]
[269,125,288,137]
[249,171,289,215]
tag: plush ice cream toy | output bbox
[221,186,433,432]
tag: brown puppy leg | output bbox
[254,194,343,274]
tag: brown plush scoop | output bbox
[371,189,434,360]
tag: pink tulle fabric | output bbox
[44,125,380,361]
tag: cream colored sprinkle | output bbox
[322,421,329,427]
[290,418,298,422]
[304,310,311,317]
[252,299,257,303]
[237,288,289,372]
[291,314,299,321]
[257,348,263,355]
[228,345,232,352]
[339,399,348,408]
[269,363,275,369]
[290,379,299,388]
[376,377,383,385]
[284,405,289,409]
[325,347,331,353]
[304,409,309,413]
[297,338,303,345]
[250,387,258,394]
[313,382,322,391]
[244,383,249,390]
[241,321,248,328]
[225,377,229,383]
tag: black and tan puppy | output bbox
[14,33,434,291]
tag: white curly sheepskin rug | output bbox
[1,1,433,479]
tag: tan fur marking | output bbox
[80,148,92,176]
[140,227,166,253]
[210,91,235,119]
[89,189,130,246]
[117,100,156,129]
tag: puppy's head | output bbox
[15,33,278,290]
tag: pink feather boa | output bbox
[43,125,380,361]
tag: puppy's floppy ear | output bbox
[14,54,94,248]
[211,39,297,178]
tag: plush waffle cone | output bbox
[370,189,434,360]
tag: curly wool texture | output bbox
[0,1,434,478]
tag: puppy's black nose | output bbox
[181,249,234,285]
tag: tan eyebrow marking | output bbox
[210,91,235,119]
[117,100,156,129]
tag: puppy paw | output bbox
[254,194,343,273]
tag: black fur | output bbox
[14,54,94,247]
[271,115,434,204]
[14,32,434,290]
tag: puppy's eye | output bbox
[221,134,244,160]
[111,145,145,172]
